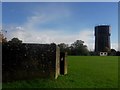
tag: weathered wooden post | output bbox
[55,45,60,79]
[60,52,67,75]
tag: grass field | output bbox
[2,56,118,88]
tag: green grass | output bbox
[2,56,118,88]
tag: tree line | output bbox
[58,40,89,56]
[1,34,120,56]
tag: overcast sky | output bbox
[2,2,118,51]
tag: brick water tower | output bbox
[95,25,111,53]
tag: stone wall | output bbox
[2,43,60,82]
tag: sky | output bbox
[2,0,120,2]
[0,2,1,28]
[2,2,118,51]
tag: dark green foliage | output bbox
[70,40,89,56]
[58,43,68,52]
[89,51,96,56]
[8,38,22,44]
[58,40,89,56]
[110,49,117,56]
[116,51,120,56]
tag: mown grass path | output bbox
[2,56,118,88]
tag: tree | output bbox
[110,49,116,56]
[8,38,22,44]
[89,51,96,56]
[70,40,89,56]
[116,51,120,56]
[0,33,7,43]
[58,43,69,52]
[71,40,84,48]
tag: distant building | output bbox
[94,25,111,55]
[99,52,108,56]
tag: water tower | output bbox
[95,25,111,53]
